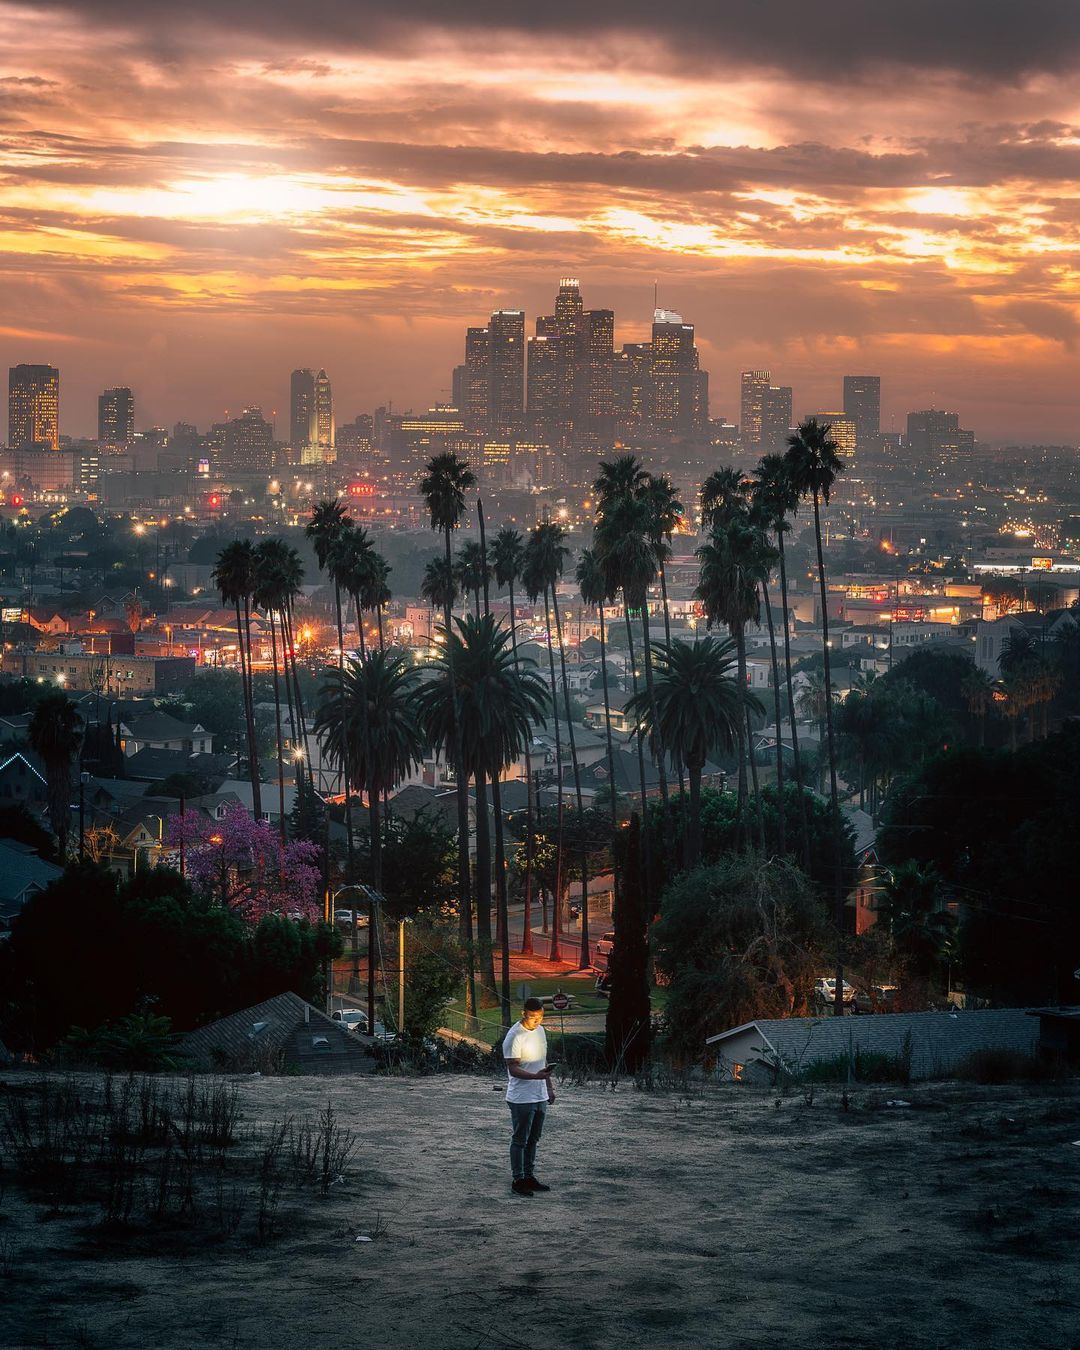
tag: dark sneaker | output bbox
[525,1177,551,1192]
[511,1179,534,1197]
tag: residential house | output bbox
[0,839,63,924]
[0,750,47,810]
[705,1008,1040,1083]
[119,712,213,757]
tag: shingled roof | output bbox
[179,991,374,1076]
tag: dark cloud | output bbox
[29,1,1080,79]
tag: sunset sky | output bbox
[3,1,1080,441]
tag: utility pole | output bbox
[398,918,406,1038]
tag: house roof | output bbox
[124,747,231,783]
[705,1008,1040,1080]
[0,839,63,914]
[121,711,205,740]
[215,778,297,817]
[178,991,374,1074]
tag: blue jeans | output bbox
[508,1102,546,1180]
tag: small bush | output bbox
[955,1048,1057,1084]
[801,1048,911,1084]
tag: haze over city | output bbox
[4,0,1080,439]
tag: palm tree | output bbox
[491,528,525,656]
[419,615,548,1008]
[491,526,536,958]
[260,540,308,777]
[332,526,378,656]
[784,417,846,1013]
[212,540,261,819]
[419,451,477,1016]
[700,466,748,531]
[420,556,457,625]
[29,693,83,856]
[642,473,682,645]
[521,524,571,962]
[627,638,756,869]
[306,499,356,863]
[316,650,425,1033]
[456,540,489,620]
[577,547,620,884]
[695,515,776,849]
[253,540,292,841]
[753,454,811,865]
[961,665,994,748]
[594,486,669,813]
[362,553,392,650]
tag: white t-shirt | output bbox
[503,1020,549,1104]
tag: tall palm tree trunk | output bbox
[507,581,534,957]
[760,577,786,855]
[596,602,621,950]
[639,599,669,813]
[443,528,476,1019]
[746,701,766,849]
[777,531,811,868]
[542,585,564,963]
[235,598,261,818]
[473,768,496,1000]
[550,587,590,970]
[811,490,844,1016]
[242,597,263,821]
[623,600,652,895]
[377,606,385,650]
[660,560,687,806]
[268,609,287,843]
[334,583,355,877]
[733,624,749,851]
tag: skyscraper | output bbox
[314,369,334,464]
[291,368,333,464]
[98,386,134,449]
[583,308,614,445]
[760,385,792,453]
[651,309,705,436]
[290,369,317,459]
[8,364,59,451]
[613,342,653,439]
[526,333,560,444]
[225,407,274,472]
[463,326,490,434]
[487,310,525,437]
[906,409,974,458]
[740,370,771,448]
[843,375,881,450]
[807,411,857,458]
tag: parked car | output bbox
[334,909,367,927]
[331,1007,395,1041]
[332,1008,369,1034]
[813,976,855,1006]
[595,930,616,961]
[854,984,899,1014]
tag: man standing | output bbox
[502,996,555,1197]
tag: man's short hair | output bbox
[523,997,544,1012]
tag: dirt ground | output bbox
[3,1068,1080,1350]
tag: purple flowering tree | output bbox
[166,804,322,922]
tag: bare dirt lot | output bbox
[2,1069,1079,1349]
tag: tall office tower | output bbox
[487,309,525,437]
[463,326,490,434]
[98,386,134,449]
[290,369,317,458]
[526,333,561,444]
[760,384,792,453]
[651,309,704,436]
[613,342,653,439]
[314,369,334,463]
[225,407,274,472]
[8,364,59,451]
[554,277,585,433]
[583,308,614,446]
[451,364,467,412]
[807,411,857,458]
[906,409,974,458]
[739,370,771,448]
[843,375,881,450]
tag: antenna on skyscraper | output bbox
[653,279,658,312]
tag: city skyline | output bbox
[3,3,1080,440]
